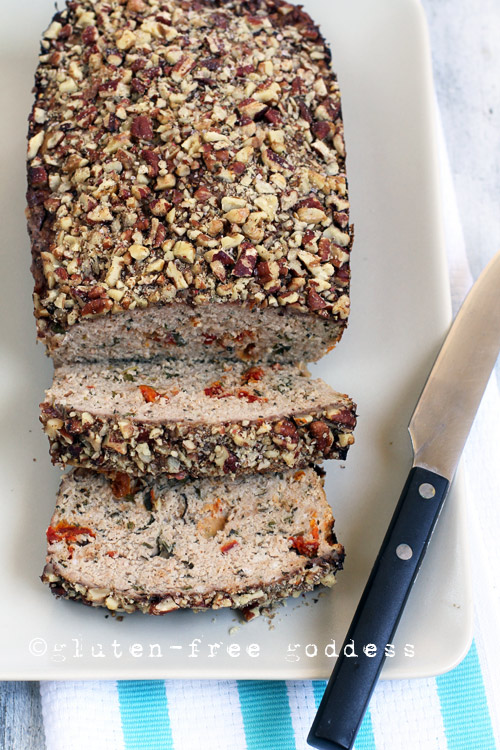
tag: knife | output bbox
[308,249,500,750]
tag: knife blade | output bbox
[308,249,500,750]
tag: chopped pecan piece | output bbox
[142,149,160,176]
[131,115,154,141]
[307,288,328,310]
[223,453,240,474]
[81,298,113,316]
[28,166,48,186]
[232,242,257,278]
[312,121,332,140]
[272,419,299,448]
[309,421,334,453]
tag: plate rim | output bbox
[0,0,474,681]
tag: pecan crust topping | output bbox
[27,0,352,337]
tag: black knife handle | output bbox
[308,466,450,750]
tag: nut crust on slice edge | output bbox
[40,360,357,479]
[42,467,345,620]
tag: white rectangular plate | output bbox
[0,0,473,680]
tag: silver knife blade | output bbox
[410,249,500,480]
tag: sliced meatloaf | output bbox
[27,0,352,366]
[41,361,356,478]
[42,467,344,617]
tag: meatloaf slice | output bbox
[41,361,356,479]
[42,467,345,618]
[27,0,352,367]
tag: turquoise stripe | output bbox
[117,680,173,750]
[312,681,377,750]
[237,680,296,750]
[353,708,377,750]
[436,639,496,750]
[312,679,327,709]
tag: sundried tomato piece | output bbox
[47,522,95,545]
[236,389,267,403]
[241,366,265,384]
[139,384,161,403]
[220,540,239,554]
[310,519,320,541]
[289,536,319,558]
[234,329,256,343]
[202,333,218,345]
[204,381,225,398]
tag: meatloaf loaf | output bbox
[41,360,356,478]
[27,0,352,366]
[42,466,345,617]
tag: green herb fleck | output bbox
[157,536,175,559]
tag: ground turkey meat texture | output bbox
[43,466,345,618]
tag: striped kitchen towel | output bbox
[39,113,500,750]
[39,638,497,750]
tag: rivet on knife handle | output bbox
[307,467,449,750]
